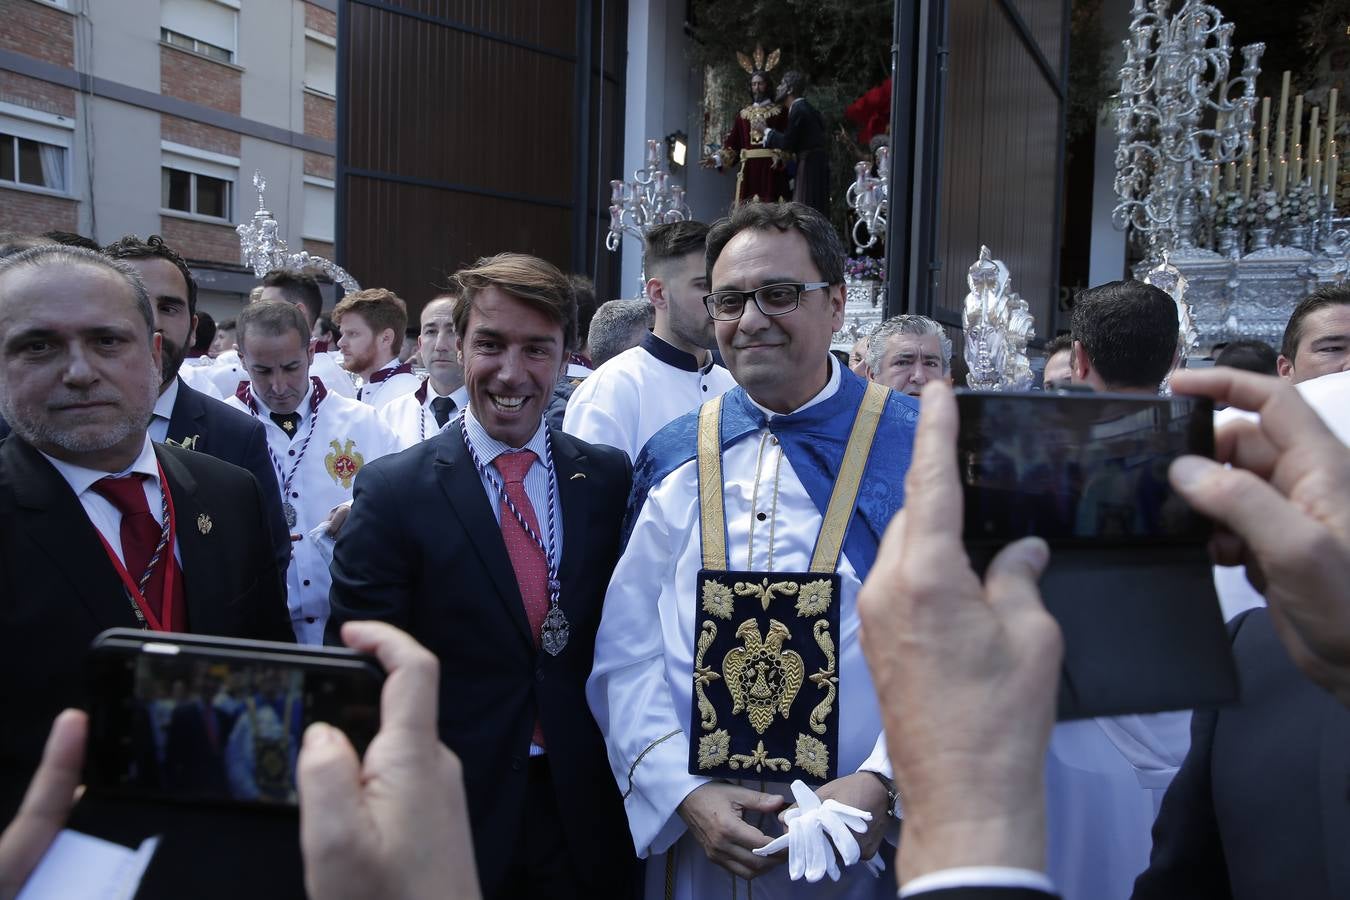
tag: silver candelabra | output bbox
[605,140,692,294]
[845,145,889,252]
[236,171,361,291]
[1112,0,1263,260]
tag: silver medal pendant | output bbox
[283,501,297,529]
[541,606,569,656]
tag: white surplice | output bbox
[588,369,894,900]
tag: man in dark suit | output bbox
[104,234,290,576]
[329,253,636,899]
[764,69,830,217]
[1132,607,1350,899]
[0,246,292,861]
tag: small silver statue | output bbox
[962,246,1035,391]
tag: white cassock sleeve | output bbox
[563,375,638,461]
[587,486,711,857]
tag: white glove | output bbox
[752,780,884,882]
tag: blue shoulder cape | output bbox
[623,368,920,577]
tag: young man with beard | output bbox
[333,288,420,409]
[563,221,737,461]
[380,292,470,449]
[226,301,399,644]
[103,235,290,576]
[0,247,291,878]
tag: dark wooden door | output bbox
[336,0,626,315]
[888,0,1069,341]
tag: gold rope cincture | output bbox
[697,381,889,574]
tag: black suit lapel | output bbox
[165,379,209,452]
[551,431,589,622]
[432,433,534,646]
[1319,690,1350,895]
[3,437,142,631]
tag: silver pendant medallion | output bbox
[283,501,297,529]
[541,606,569,656]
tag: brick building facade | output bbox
[0,0,338,320]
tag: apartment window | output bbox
[0,109,71,194]
[304,32,336,97]
[161,146,236,221]
[161,0,238,63]
[302,177,335,242]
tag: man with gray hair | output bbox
[0,245,291,827]
[867,314,953,397]
[586,299,654,369]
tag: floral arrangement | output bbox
[1245,190,1280,229]
[1281,182,1320,226]
[844,256,885,281]
[1214,191,1245,230]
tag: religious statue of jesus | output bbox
[702,45,790,207]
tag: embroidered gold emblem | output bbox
[795,578,834,618]
[324,439,364,488]
[702,581,734,619]
[693,621,721,731]
[729,739,791,775]
[197,513,213,535]
[723,618,804,735]
[733,577,800,612]
[166,434,199,451]
[697,729,730,770]
[808,621,838,735]
[794,733,830,779]
[281,419,295,433]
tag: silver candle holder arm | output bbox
[236,171,361,292]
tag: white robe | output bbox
[354,363,422,410]
[563,337,738,461]
[378,382,468,450]
[206,348,358,399]
[588,418,893,899]
[227,383,399,643]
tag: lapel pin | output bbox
[197,513,213,535]
[570,472,586,480]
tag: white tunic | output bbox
[563,333,738,461]
[227,382,399,643]
[588,369,893,900]
[378,381,469,450]
[354,359,422,410]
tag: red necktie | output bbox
[91,474,185,629]
[494,450,547,748]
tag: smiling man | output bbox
[328,253,636,899]
[225,301,398,644]
[867,313,953,397]
[588,202,920,899]
[1277,287,1350,384]
[0,245,290,825]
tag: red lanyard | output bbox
[92,461,179,632]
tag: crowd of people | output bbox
[0,201,1347,899]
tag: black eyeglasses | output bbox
[702,282,830,321]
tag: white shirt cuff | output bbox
[899,866,1055,897]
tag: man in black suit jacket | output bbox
[0,246,293,899]
[764,70,830,217]
[105,235,291,574]
[329,253,635,899]
[1131,607,1350,899]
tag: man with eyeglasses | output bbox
[588,202,920,899]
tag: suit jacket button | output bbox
[535,668,545,683]
[511,755,524,771]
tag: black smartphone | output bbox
[957,390,1215,547]
[84,629,383,809]
[956,390,1237,720]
